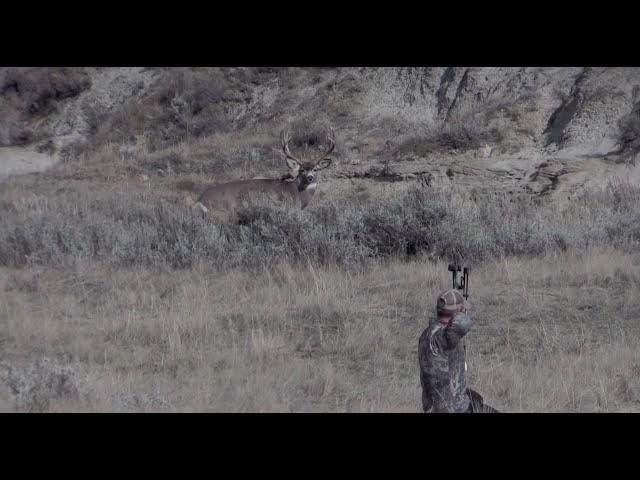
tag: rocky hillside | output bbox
[2,67,639,198]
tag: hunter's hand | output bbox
[449,311,473,337]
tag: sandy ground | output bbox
[0,67,155,184]
[0,146,58,181]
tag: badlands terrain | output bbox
[1,67,639,411]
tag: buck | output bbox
[195,130,335,217]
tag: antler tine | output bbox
[281,129,302,164]
[313,129,336,166]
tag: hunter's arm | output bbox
[430,312,473,350]
[444,311,472,348]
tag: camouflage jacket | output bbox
[418,312,473,413]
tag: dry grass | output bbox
[3,172,640,271]
[1,247,639,412]
[2,126,640,411]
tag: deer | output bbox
[195,130,335,218]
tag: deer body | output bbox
[197,177,318,214]
[196,130,334,218]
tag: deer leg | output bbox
[194,202,209,214]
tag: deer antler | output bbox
[281,129,303,165]
[311,130,336,167]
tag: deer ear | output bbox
[316,158,332,170]
[285,158,300,172]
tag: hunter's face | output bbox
[437,313,453,324]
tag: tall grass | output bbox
[1,180,640,270]
[1,247,638,412]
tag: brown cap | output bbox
[437,289,465,316]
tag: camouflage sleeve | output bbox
[443,311,472,349]
[428,312,473,351]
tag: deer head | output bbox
[280,129,335,191]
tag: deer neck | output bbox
[298,181,317,209]
[277,174,317,209]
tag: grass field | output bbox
[1,246,639,412]
[1,134,640,412]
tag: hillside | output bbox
[2,67,640,198]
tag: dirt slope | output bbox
[1,67,639,199]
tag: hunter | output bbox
[418,289,498,413]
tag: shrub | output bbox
[0,68,91,146]
[2,181,640,271]
[85,68,246,154]
[615,101,640,162]
[395,123,504,159]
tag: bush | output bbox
[0,68,91,146]
[395,123,504,159]
[85,68,247,153]
[0,358,80,412]
[0,67,91,146]
[0,67,91,115]
[616,101,640,162]
[2,181,640,271]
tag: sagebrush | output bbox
[2,180,640,270]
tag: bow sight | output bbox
[448,262,469,300]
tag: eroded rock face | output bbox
[3,67,638,155]
[1,67,639,197]
[351,67,640,158]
